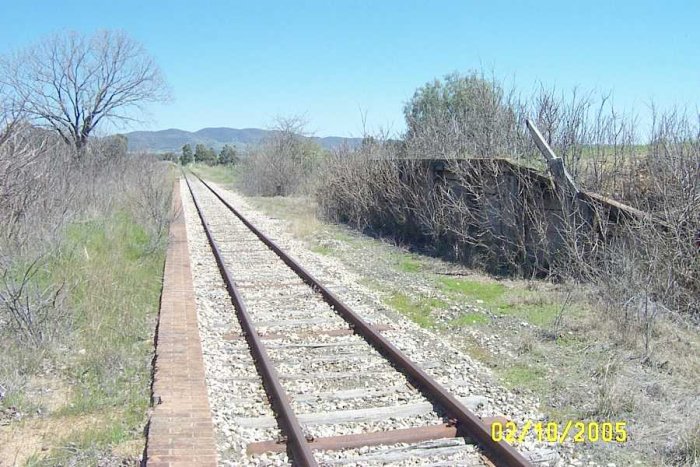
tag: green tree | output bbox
[403,71,519,158]
[102,134,128,158]
[194,144,217,165]
[162,151,177,162]
[180,144,193,165]
[218,144,238,165]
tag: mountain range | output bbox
[122,127,363,153]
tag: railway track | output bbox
[182,172,534,467]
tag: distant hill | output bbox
[122,127,363,152]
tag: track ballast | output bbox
[182,172,535,467]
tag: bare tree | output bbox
[238,115,324,196]
[0,84,24,147]
[0,30,168,156]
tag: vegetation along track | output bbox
[183,171,534,467]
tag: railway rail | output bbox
[182,171,533,467]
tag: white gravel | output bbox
[181,177,569,466]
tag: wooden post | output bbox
[525,119,579,196]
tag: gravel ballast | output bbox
[181,177,569,466]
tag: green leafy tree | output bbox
[194,144,217,165]
[101,134,128,158]
[218,144,239,165]
[180,144,193,165]
[403,71,519,158]
[162,151,177,162]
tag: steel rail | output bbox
[192,173,533,467]
[182,173,318,467]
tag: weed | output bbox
[668,423,700,465]
[311,245,333,255]
[396,256,421,273]
[385,292,446,328]
[437,278,505,303]
[449,312,489,326]
[591,357,626,417]
[460,336,498,368]
[501,363,546,390]
[515,333,536,355]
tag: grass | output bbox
[59,213,163,452]
[237,195,365,253]
[331,230,358,244]
[23,414,130,465]
[248,195,316,220]
[437,277,566,327]
[396,256,422,273]
[385,292,446,328]
[449,312,489,326]
[499,301,562,327]
[673,423,700,466]
[438,277,505,302]
[501,363,547,390]
[247,196,323,240]
[0,211,166,464]
[311,245,333,255]
[189,163,238,188]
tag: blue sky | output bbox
[0,1,698,137]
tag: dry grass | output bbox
[0,210,168,465]
[190,163,238,189]
[0,413,119,466]
[0,131,172,465]
[247,195,322,240]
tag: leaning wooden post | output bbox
[525,119,580,197]
[525,118,590,252]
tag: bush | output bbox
[237,115,323,196]
[318,72,700,322]
[0,122,172,462]
[404,71,525,159]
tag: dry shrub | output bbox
[318,140,442,249]
[123,154,173,253]
[319,140,558,277]
[562,110,700,323]
[317,72,700,325]
[0,124,172,347]
[237,115,323,196]
[0,255,68,345]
